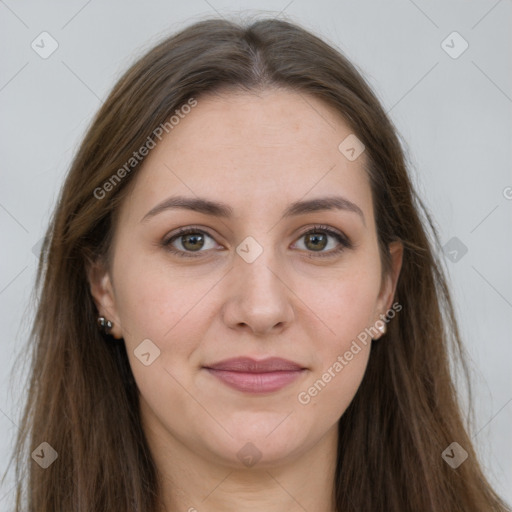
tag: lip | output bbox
[203,357,307,393]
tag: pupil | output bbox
[183,233,203,251]
[307,233,326,251]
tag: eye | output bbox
[162,226,219,258]
[293,224,352,258]
[161,224,352,259]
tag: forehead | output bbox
[119,88,373,225]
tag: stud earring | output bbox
[376,322,387,336]
[97,316,113,334]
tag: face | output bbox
[89,88,402,469]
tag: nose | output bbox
[220,246,295,337]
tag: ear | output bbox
[86,259,123,339]
[374,241,403,338]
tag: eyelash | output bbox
[161,224,353,259]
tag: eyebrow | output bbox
[141,195,365,225]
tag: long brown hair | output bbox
[5,16,510,511]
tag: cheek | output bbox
[295,255,380,409]
[111,249,220,393]
[297,285,373,418]
[113,245,206,340]
[305,255,382,348]
[298,343,370,431]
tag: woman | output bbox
[7,16,510,512]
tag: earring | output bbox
[377,322,387,335]
[97,316,113,334]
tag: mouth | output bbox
[203,357,307,394]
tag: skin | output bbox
[88,88,403,512]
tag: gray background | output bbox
[1,0,511,508]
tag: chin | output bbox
[206,418,313,468]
